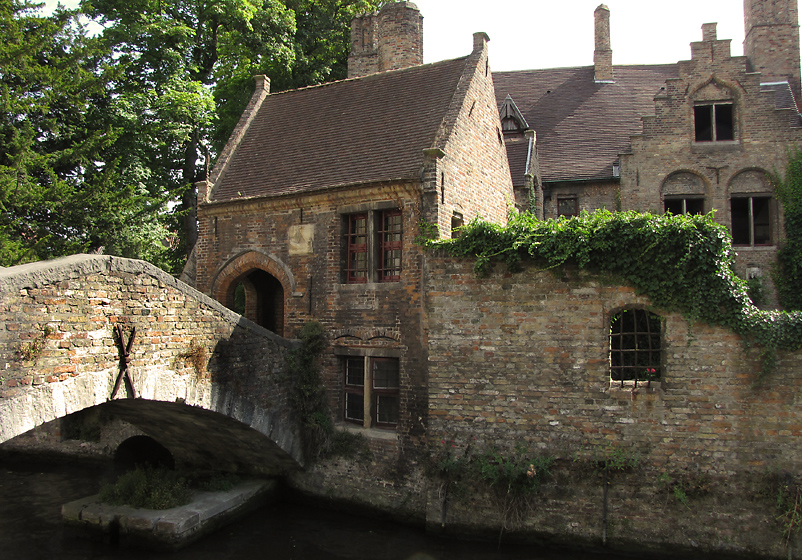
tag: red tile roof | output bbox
[494,64,678,185]
[211,56,470,202]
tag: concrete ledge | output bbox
[62,479,278,550]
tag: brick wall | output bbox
[425,33,515,237]
[196,182,430,457]
[744,0,802,102]
[421,254,802,556]
[348,1,423,78]
[0,256,298,471]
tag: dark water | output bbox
[0,456,646,560]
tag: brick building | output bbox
[495,0,802,286]
[188,0,802,470]
[189,1,513,451]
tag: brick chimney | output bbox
[348,1,423,78]
[594,4,614,83]
[744,0,801,103]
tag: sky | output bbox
[42,0,798,71]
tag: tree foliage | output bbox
[81,0,297,261]
[0,1,168,265]
[772,146,802,311]
[1,0,383,270]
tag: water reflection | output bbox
[0,456,644,560]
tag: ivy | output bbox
[288,321,370,462]
[423,210,802,368]
[772,146,802,311]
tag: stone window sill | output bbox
[335,422,398,441]
[338,281,403,291]
[608,380,662,392]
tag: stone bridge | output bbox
[0,255,303,475]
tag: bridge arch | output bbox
[0,254,303,473]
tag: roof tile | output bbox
[211,57,470,202]
[494,64,678,185]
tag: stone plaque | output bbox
[288,224,314,255]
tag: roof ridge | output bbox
[494,63,679,74]
[266,55,471,98]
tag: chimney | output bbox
[348,2,423,78]
[594,4,614,83]
[744,0,802,103]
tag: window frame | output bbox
[664,197,705,215]
[377,210,403,282]
[694,103,735,143]
[342,356,400,429]
[344,213,369,284]
[342,208,403,284]
[609,308,662,387]
[557,197,579,218]
[730,195,773,246]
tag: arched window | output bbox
[609,309,662,386]
[662,171,707,215]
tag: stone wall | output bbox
[420,254,802,557]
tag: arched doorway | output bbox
[228,268,285,336]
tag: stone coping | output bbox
[62,479,278,550]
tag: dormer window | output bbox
[498,95,529,137]
[694,103,734,142]
[502,117,521,132]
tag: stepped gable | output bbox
[210,56,469,203]
[494,64,678,185]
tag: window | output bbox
[345,214,368,283]
[451,212,464,239]
[694,103,734,142]
[378,210,402,282]
[342,209,402,283]
[731,196,772,245]
[343,357,399,428]
[557,197,579,217]
[609,309,661,386]
[664,197,704,215]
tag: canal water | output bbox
[0,455,656,560]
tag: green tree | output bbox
[0,0,165,265]
[81,0,296,259]
[773,147,802,310]
[1,0,382,270]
